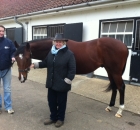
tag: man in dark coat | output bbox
[30,33,76,127]
[0,25,16,114]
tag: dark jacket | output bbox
[0,37,16,70]
[39,46,76,92]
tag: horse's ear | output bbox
[25,42,30,51]
[14,41,20,48]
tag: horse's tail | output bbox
[105,81,122,92]
[105,83,112,92]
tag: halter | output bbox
[18,49,32,73]
[18,67,30,73]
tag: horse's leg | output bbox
[105,88,117,112]
[112,75,125,117]
[105,73,117,112]
[18,72,21,81]
[115,80,125,117]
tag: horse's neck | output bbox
[30,41,52,60]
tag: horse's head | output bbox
[14,41,32,83]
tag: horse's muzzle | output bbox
[19,76,27,83]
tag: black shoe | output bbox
[44,119,56,125]
[55,120,64,127]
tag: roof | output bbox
[0,0,97,19]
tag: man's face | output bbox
[0,27,5,38]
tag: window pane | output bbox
[38,28,41,34]
[40,28,43,34]
[116,35,123,42]
[125,21,133,32]
[117,22,126,32]
[33,29,35,34]
[109,22,117,32]
[101,35,108,37]
[33,36,36,40]
[102,23,110,33]
[34,28,38,34]
[108,35,115,38]
[36,28,38,34]
[124,34,132,46]
[60,25,64,33]
[37,36,40,39]
[44,28,47,34]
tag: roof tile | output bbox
[0,0,97,18]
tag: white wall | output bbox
[1,3,140,80]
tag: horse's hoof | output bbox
[105,108,110,112]
[115,113,122,118]
[105,106,111,112]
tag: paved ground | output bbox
[1,63,140,130]
[0,76,140,130]
[12,63,140,115]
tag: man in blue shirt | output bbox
[0,25,16,114]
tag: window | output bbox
[33,26,47,40]
[47,25,64,37]
[101,20,134,48]
[6,28,15,42]
[33,24,64,40]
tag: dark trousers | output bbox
[47,88,68,121]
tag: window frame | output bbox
[33,26,47,40]
[100,19,134,49]
[32,23,65,40]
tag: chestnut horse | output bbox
[14,37,128,117]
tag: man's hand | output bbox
[11,57,16,63]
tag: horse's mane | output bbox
[29,37,53,43]
[18,37,52,45]
[14,38,53,56]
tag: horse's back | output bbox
[97,37,128,58]
[98,37,127,50]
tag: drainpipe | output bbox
[14,16,25,42]
[25,21,29,41]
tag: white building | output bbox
[0,0,140,85]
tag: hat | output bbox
[53,33,68,42]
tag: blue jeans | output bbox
[0,68,12,110]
